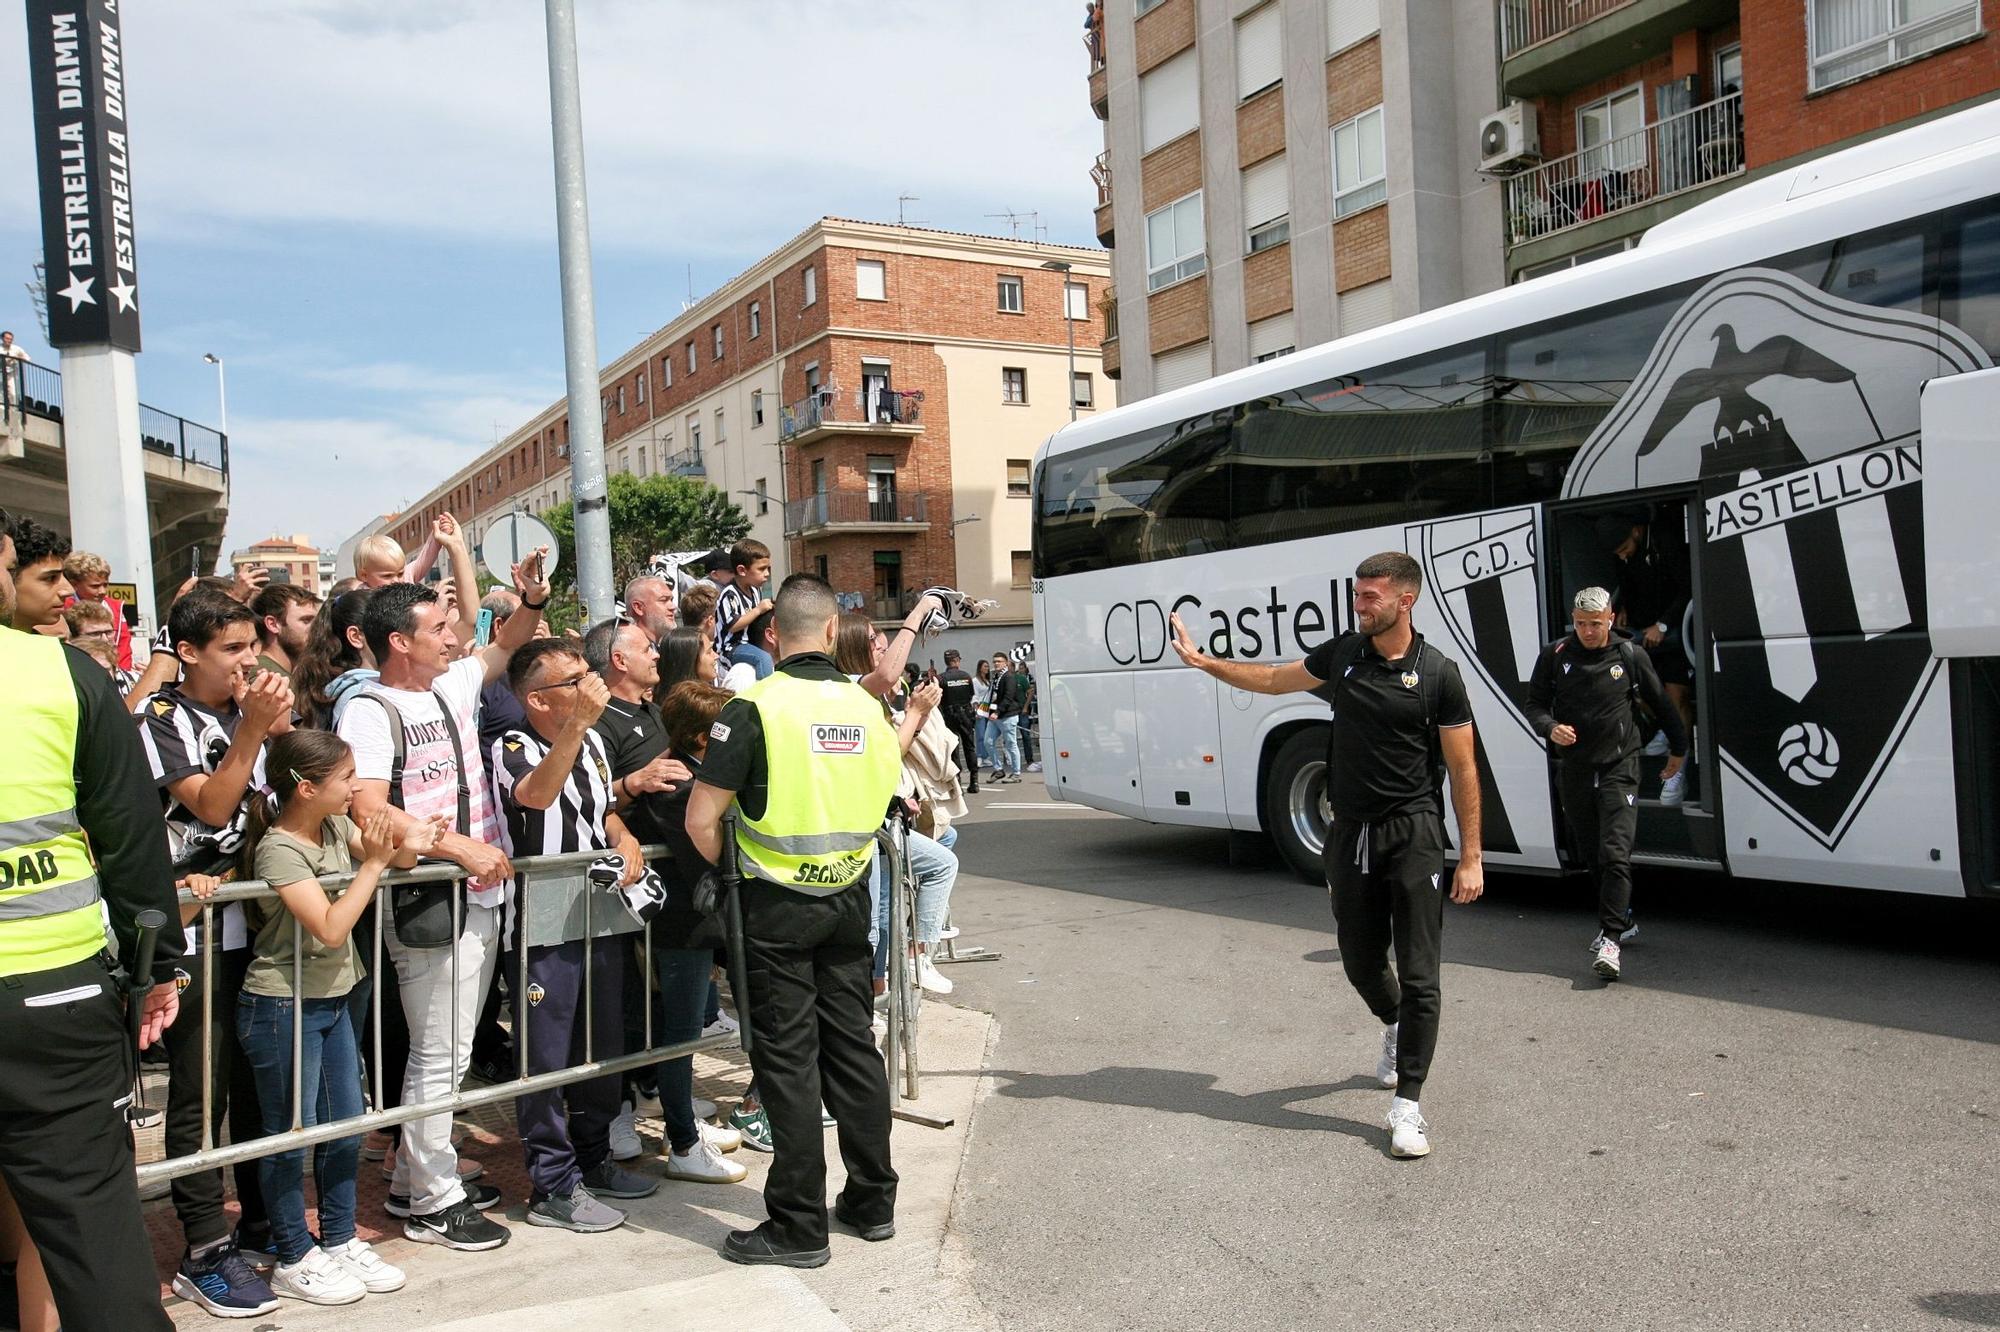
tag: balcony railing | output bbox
[661,444,704,476]
[1084,0,1104,70]
[784,490,929,536]
[778,387,923,443]
[3,359,229,476]
[1499,0,1634,58]
[1092,152,1113,208]
[1505,92,1742,247]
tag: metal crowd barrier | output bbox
[138,845,738,1185]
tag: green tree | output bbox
[539,472,751,597]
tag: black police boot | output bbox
[722,1224,831,1269]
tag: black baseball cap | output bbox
[702,547,732,569]
[943,649,961,663]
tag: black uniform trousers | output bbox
[942,710,979,791]
[1557,751,1640,938]
[1325,811,1448,1102]
[515,937,624,1203]
[162,941,268,1249]
[738,876,897,1249]
[0,955,174,1331]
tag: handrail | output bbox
[1504,92,1743,246]
[1499,0,1634,58]
[2,359,227,476]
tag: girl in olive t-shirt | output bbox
[233,730,445,1304]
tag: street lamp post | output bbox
[1040,259,1077,423]
[202,352,228,439]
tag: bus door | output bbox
[1543,492,1724,869]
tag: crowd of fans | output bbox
[0,521,990,1325]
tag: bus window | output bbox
[1774,225,1929,315]
[1943,200,2000,358]
[1495,286,1688,464]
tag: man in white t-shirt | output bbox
[338,549,551,1252]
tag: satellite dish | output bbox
[481,511,560,587]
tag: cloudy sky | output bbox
[0,1,1101,564]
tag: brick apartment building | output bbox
[1496,0,2000,279]
[365,220,1110,652]
[230,533,323,596]
[1084,0,1505,402]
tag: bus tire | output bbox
[1263,728,1331,885]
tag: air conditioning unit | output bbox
[1478,102,1541,173]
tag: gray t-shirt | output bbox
[244,816,367,1000]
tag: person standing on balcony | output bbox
[0,331,29,425]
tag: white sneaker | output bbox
[1387,1097,1431,1159]
[271,1247,367,1306]
[665,1139,748,1184]
[1375,1022,1399,1089]
[325,1238,405,1294]
[702,1011,740,1038]
[939,924,961,940]
[691,1094,718,1120]
[915,954,954,995]
[1659,771,1687,807]
[1643,729,1670,757]
[700,1119,743,1153]
[1591,935,1623,981]
[609,1101,643,1161]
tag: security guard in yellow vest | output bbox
[0,508,184,1331]
[688,573,902,1269]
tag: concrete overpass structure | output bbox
[3,360,228,618]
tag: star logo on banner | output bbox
[58,271,97,311]
[108,278,138,313]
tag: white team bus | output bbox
[1030,100,2000,897]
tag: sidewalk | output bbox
[155,1001,999,1331]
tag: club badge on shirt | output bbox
[1401,671,1420,690]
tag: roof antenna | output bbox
[682,263,694,313]
[897,193,925,227]
[985,208,1030,238]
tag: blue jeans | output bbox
[995,714,1023,776]
[872,827,961,976]
[650,947,714,1154]
[236,992,363,1264]
[975,716,995,766]
[730,642,774,680]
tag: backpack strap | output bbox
[358,692,409,811]
[431,688,474,838]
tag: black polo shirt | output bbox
[1303,632,1473,823]
[699,651,851,823]
[593,695,674,847]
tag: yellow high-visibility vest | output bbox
[732,672,901,894]
[0,632,108,976]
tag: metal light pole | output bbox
[1041,258,1078,423]
[202,352,228,439]
[542,0,614,622]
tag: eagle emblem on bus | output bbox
[1563,268,1991,848]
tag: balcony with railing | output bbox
[1085,0,1107,117]
[661,444,704,476]
[777,386,924,446]
[5,359,230,478]
[784,489,931,539]
[1498,0,1737,98]
[1093,152,1115,247]
[1504,92,1742,247]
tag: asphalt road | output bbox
[937,778,2000,1332]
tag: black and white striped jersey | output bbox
[490,726,617,859]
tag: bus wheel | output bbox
[1264,728,1331,884]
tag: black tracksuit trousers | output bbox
[1326,812,1448,1102]
[0,956,175,1331]
[1558,751,1640,938]
[162,942,268,1248]
[738,878,897,1250]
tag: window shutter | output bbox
[1242,154,1289,230]
[1338,280,1393,336]
[1248,313,1296,360]
[1327,0,1379,53]
[1140,50,1199,153]
[1152,342,1213,393]
[856,260,885,301]
[1235,5,1283,99]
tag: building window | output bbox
[1331,107,1387,217]
[661,354,672,388]
[615,385,626,414]
[1138,48,1199,152]
[1137,0,1165,12]
[1243,154,1290,253]
[1338,278,1393,336]
[687,341,697,374]
[1145,192,1206,290]
[1327,0,1380,53]
[873,551,903,615]
[805,361,820,397]
[752,389,765,426]
[1809,0,1980,90]
[1714,41,1743,96]
[1011,551,1034,589]
[856,259,886,301]
[1104,299,1119,340]
[1152,341,1212,392]
[1072,371,1095,409]
[1064,281,1089,321]
[712,324,724,361]
[803,264,817,306]
[715,408,725,442]
[1007,459,1032,496]
[635,371,646,405]
[1235,4,1283,101]
[688,414,701,452]
[997,275,1024,314]
[755,478,769,516]
[1002,367,1028,404]
[637,445,648,476]
[1575,85,1645,177]
[1249,312,1296,362]
[749,300,762,338]
[815,554,829,581]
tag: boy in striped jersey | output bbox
[492,640,656,1233]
